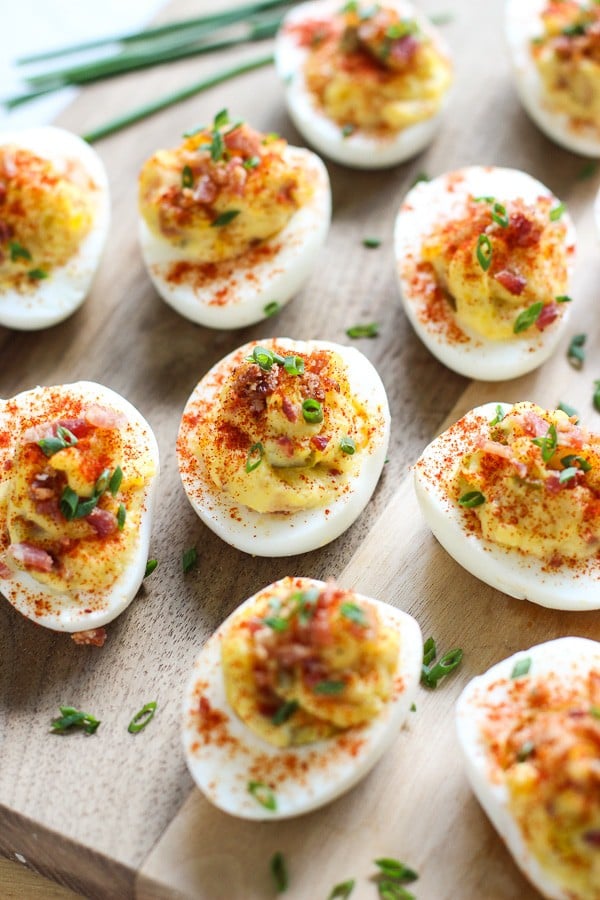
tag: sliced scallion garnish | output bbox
[28,268,48,279]
[302,398,323,424]
[568,333,586,368]
[340,602,367,626]
[182,547,198,574]
[489,404,505,426]
[513,301,543,334]
[9,241,32,262]
[313,680,345,695]
[362,237,381,248]
[144,558,158,577]
[128,701,157,733]
[51,705,100,735]
[263,301,280,317]
[117,503,126,530]
[346,322,379,339]
[594,379,600,413]
[557,402,579,419]
[211,209,240,227]
[340,436,356,455]
[561,454,591,472]
[550,202,566,221]
[271,700,299,726]
[38,424,78,457]
[458,491,485,508]
[532,423,557,463]
[245,442,264,473]
[421,647,463,688]
[248,780,276,810]
[270,851,288,893]
[181,165,193,188]
[476,234,492,271]
[511,657,532,679]
[374,859,418,883]
[327,880,355,900]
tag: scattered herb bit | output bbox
[60,485,89,520]
[211,209,240,227]
[213,107,229,129]
[421,647,463,689]
[340,436,356,455]
[555,294,572,303]
[476,233,492,271]
[362,237,381,248]
[516,740,535,762]
[38,424,78,457]
[302,398,323,424]
[271,852,288,893]
[9,241,32,262]
[28,268,48,279]
[410,702,416,712]
[532,423,557,462]
[248,780,276,811]
[550,202,566,221]
[511,657,532,679]
[346,322,379,339]
[128,701,157,733]
[559,466,578,484]
[374,859,418,884]
[340,601,367,626]
[263,300,280,317]
[246,442,264,473]
[262,132,280,144]
[386,20,418,39]
[313,680,345,695]
[262,615,289,632]
[430,11,454,25]
[458,490,485,508]
[562,22,587,37]
[557,402,579,419]
[341,123,355,137]
[243,155,260,170]
[491,201,509,228]
[561,454,591,472]
[568,333,586,368]
[94,468,112,494]
[422,636,436,667]
[209,129,225,162]
[117,503,126,530]
[271,700,299,726]
[410,171,430,187]
[513,301,543,334]
[283,355,304,376]
[51,705,100,735]
[473,195,495,203]
[182,547,198,574]
[577,161,597,180]
[144,558,158,577]
[594,380,600,413]
[108,465,123,495]
[328,880,355,900]
[248,345,281,369]
[181,164,193,188]
[590,706,600,719]
[489,404,505,426]
[342,0,358,11]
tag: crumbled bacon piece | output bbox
[85,405,126,429]
[9,542,54,572]
[282,397,297,423]
[507,212,542,248]
[192,175,217,204]
[389,34,419,65]
[311,434,330,451]
[535,302,559,331]
[86,507,117,537]
[301,371,325,402]
[71,627,107,647]
[494,269,526,295]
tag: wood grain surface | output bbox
[1,0,599,897]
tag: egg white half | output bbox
[177,338,390,557]
[182,576,422,820]
[506,0,600,157]
[139,147,330,329]
[0,381,159,632]
[275,0,452,169]
[394,166,576,381]
[414,402,600,610]
[456,636,600,900]
[0,126,110,331]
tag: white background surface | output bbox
[0,0,166,131]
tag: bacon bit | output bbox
[477,438,513,459]
[281,397,297,423]
[86,507,117,537]
[71,627,107,647]
[273,644,314,667]
[301,371,325,402]
[389,34,419,64]
[224,126,262,158]
[9,542,54,572]
[311,434,330,452]
[494,269,526,295]
[0,219,14,243]
[545,473,562,495]
[0,559,13,579]
[192,175,217,204]
[507,212,542,248]
[85,405,127,429]
[277,436,295,458]
[584,831,600,847]
[521,411,549,438]
[535,302,559,331]
[30,473,55,501]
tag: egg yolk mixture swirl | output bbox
[0,400,155,597]
[532,1,600,131]
[222,578,400,748]
[421,195,569,341]
[0,145,94,291]
[482,668,600,899]
[287,3,451,132]
[197,345,373,513]
[138,113,313,263]
[456,402,600,563]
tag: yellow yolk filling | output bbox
[456,402,600,561]
[222,579,399,748]
[421,196,569,341]
[0,145,94,289]
[196,348,372,514]
[138,120,313,263]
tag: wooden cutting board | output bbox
[1,0,599,897]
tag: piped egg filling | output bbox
[194,344,373,514]
[454,402,600,564]
[421,193,570,341]
[477,665,600,898]
[286,2,451,134]
[138,111,314,266]
[0,398,156,597]
[222,579,400,749]
[0,144,94,291]
[532,1,600,131]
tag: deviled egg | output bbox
[0,126,110,330]
[138,111,330,328]
[457,637,600,900]
[394,166,576,380]
[275,0,452,169]
[177,338,390,556]
[414,401,600,610]
[506,0,600,156]
[0,381,159,635]
[182,576,422,819]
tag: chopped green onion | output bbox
[410,702,416,712]
[181,165,193,188]
[51,705,100,735]
[213,108,229,129]
[476,234,492,271]
[594,379,600,413]
[28,268,48,280]
[489,404,505,426]
[328,880,355,899]
[590,706,600,719]
[340,436,356,455]
[511,657,531,679]
[568,333,586,368]
[340,602,367,626]
[550,202,566,221]
[422,636,436,667]
[248,780,276,810]
[60,486,80,520]
[532,423,557,462]
[555,295,572,303]
[577,161,597,180]
[562,22,587,36]
[263,301,280,317]
[117,503,126,530]
[491,202,509,228]
[374,859,418,883]
[94,468,112,494]
[243,155,260,170]
[341,124,355,137]
[144,558,158,577]
[38,425,78,457]
[248,345,280,369]
[430,12,454,25]
[516,740,535,762]
[262,616,289,632]
[458,491,485,508]
[245,442,264,473]
[313,680,345,694]
[362,237,381,248]
[557,402,578,419]
[513,301,543,334]
[410,172,430,187]
[9,241,32,262]
[271,700,299,726]
[283,356,304,376]
[211,209,240,227]
[109,465,123,495]
[561,454,591,472]
[421,648,463,689]
[473,195,495,203]
[182,547,198,574]
[270,851,288,893]
[302,398,323,424]
[346,322,379,339]
[559,467,578,484]
[128,701,157,733]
